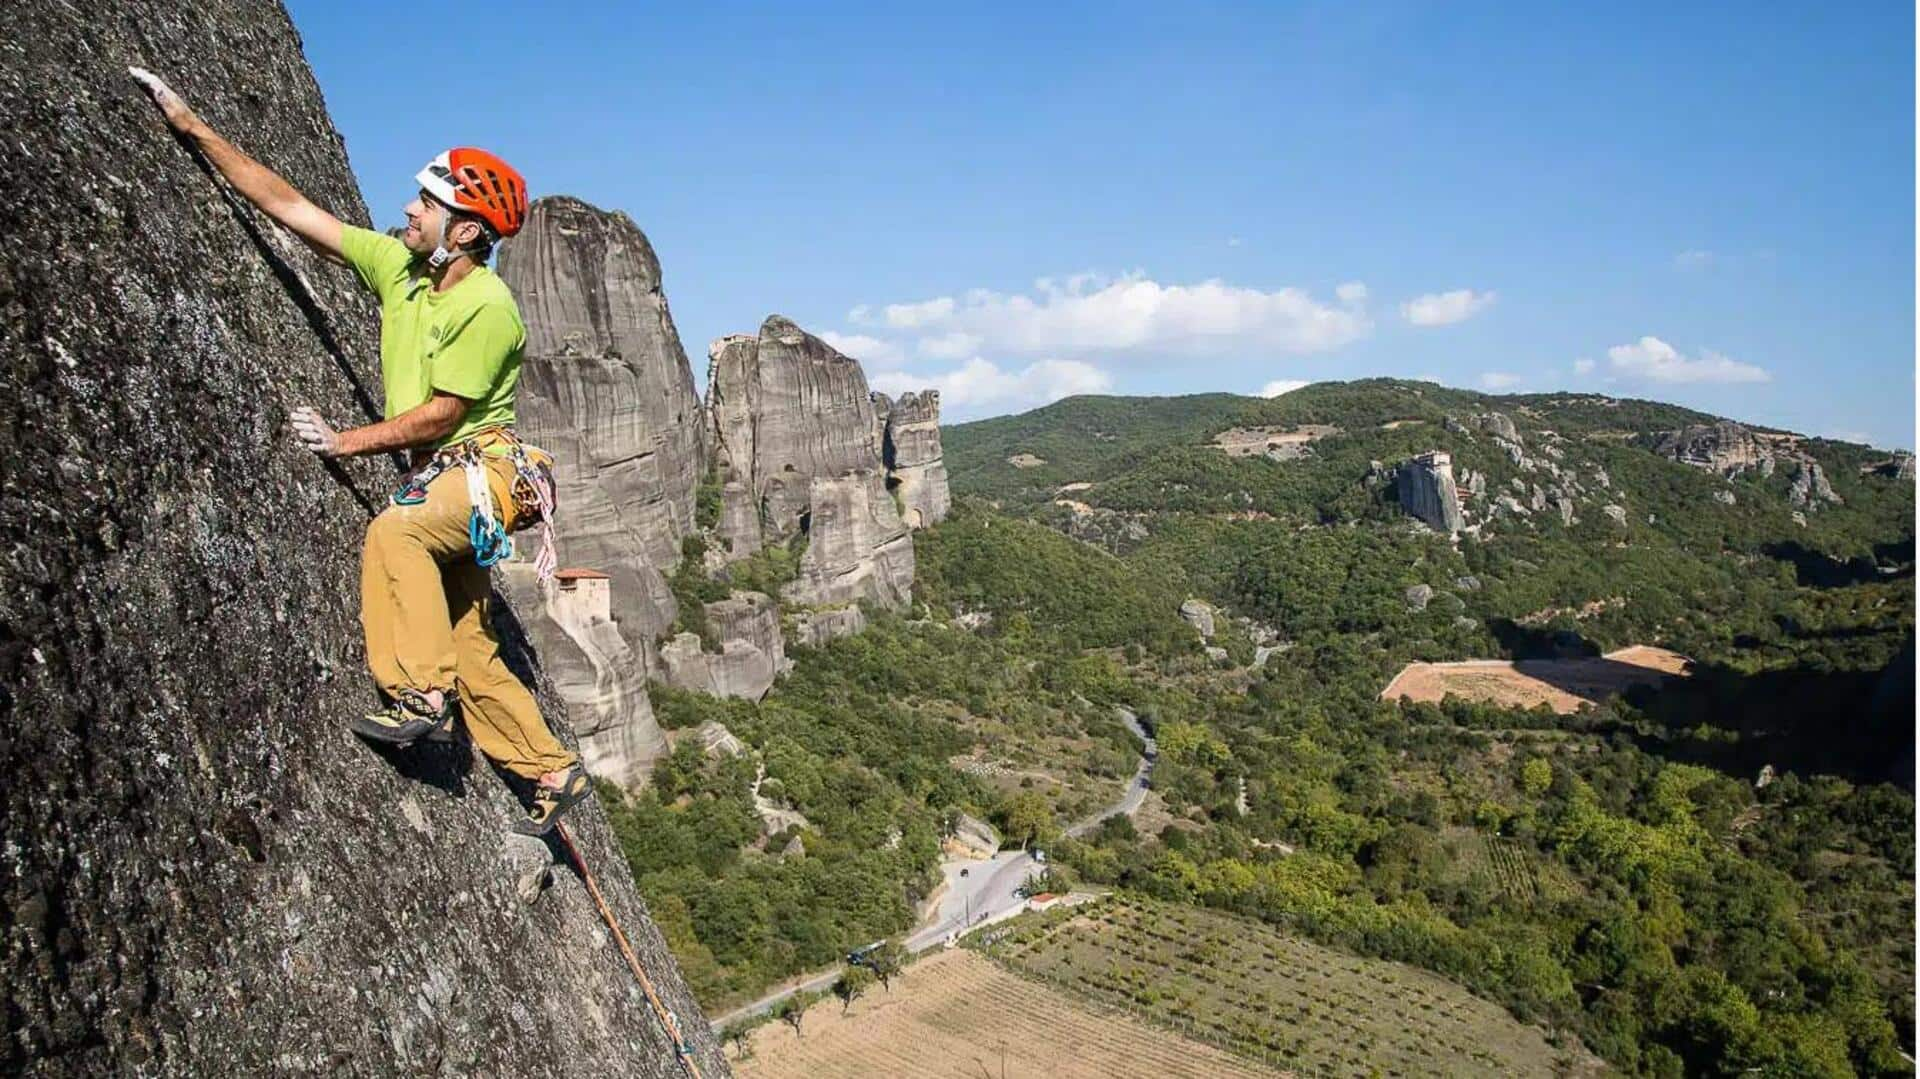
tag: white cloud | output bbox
[916,332,982,360]
[817,331,903,365]
[881,296,956,329]
[849,273,1370,360]
[1605,336,1770,384]
[1415,373,1443,384]
[1828,429,1872,445]
[1402,289,1498,327]
[1572,358,1596,375]
[1673,249,1717,270]
[1257,379,1310,398]
[869,357,1112,417]
[1227,236,1244,248]
[1336,281,1368,304]
[1479,371,1521,390]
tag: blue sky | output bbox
[288,2,1913,446]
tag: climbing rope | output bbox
[554,822,704,1079]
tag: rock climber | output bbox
[131,67,591,836]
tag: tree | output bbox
[832,966,875,1014]
[774,996,806,1039]
[1520,757,1553,798]
[1001,791,1052,849]
[865,940,906,993]
[722,1024,754,1061]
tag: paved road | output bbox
[1067,707,1156,838]
[709,704,1154,1032]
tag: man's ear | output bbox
[451,218,483,246]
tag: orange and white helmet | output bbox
[415,147,528,238]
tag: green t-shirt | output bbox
[339,225,524,446]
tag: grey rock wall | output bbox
[0,2,724,1074]
[1395,451,1466,535]
[877,390,952,529]
[708,316,886,542]
[496,195,706,648]
[659,592,786,700]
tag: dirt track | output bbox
[733,949,1280,1078]
[1381,645,1690,714]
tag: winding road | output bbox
[709,705,1155,1032]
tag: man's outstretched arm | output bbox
[293,394,470,459]
[130,67,346,264]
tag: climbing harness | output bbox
[555,823,704,1079]
[391,427,559,581]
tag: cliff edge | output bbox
[0,3,725,1074]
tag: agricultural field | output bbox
[731,948,1278,1079]
[1438,828,1581,907]
[982,896,1602,1078]
[1379,645,1691,714]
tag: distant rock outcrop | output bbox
[1,3,722,1072]
[1787,459,1843,509]
[1180,599,1218,638]
[706,317,932,643]
[1396,451,1466,535]
[876,390,952,529]
[1653,420,1782,477]
[707,316,888,543]
[659,591,787,700]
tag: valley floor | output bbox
[730,948,1281,1079]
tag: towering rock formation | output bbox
[708,317,886,542]
[0,3,723,1073]
[1396,452,1466,535]
[496,195,706,646]
[492,196,710,785]
[875,390,952,529]
[705,317,925,636]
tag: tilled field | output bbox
[1380,645,1690,714]
[732,948,1280,1079]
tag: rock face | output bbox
[499,567,665,787]
[659,592,786,700]
[706,317,925,625]
[1396,452,1466,535]
[0,4,724,1073]
[1179,599,1218,638]
[784,472,916,609]
[1654,421,1773,475]
[707,316,887,543]
[876,390,952,529]
[496,195,705,648]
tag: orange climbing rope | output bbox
[555,822,704,1079]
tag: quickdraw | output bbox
[390,427,560,581]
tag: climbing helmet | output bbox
[415,147,528,239]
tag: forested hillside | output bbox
[936,380,1914,1075]
[620,378,1911,1076]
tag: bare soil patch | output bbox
[733,948,1278,1078]
[1381,645,1691,714]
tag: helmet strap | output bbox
[427,205,456,269]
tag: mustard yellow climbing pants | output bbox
[360,455,576,780]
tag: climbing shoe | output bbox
[351,688,457,746]
[512,763,593,837]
